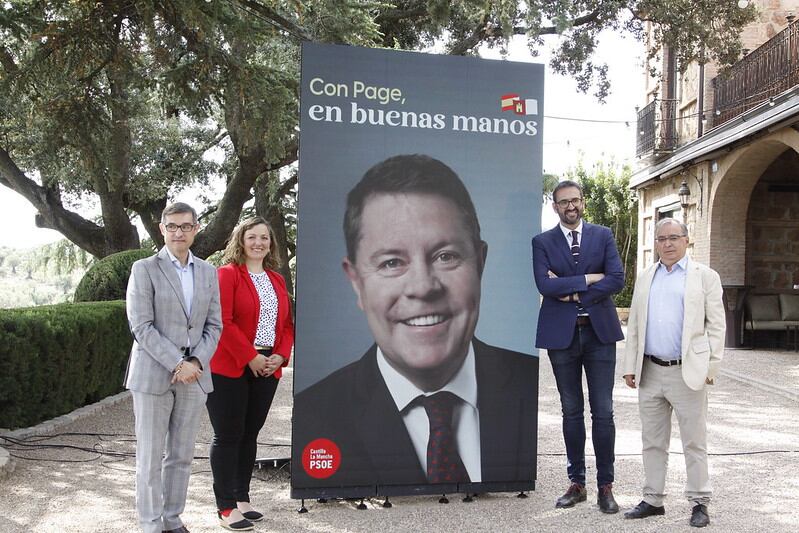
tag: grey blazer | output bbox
[124,247,222,394]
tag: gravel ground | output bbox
[1,340,798,533]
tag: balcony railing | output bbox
[636,98,678,157]
[712,20,799,127]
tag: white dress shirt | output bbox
[559,221,590,313]
[377,344,482,482]
[559,220,584,246]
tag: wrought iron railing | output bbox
[712,20,799,127]
[636,98,678,157]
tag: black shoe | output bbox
[690,504,710,527]
[239,510,263,522]
[624,500,666,519]
[237,502,264,522]
[597,484,619,514]
[555,483,587,508]
[218,510,254,531]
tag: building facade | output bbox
[633,1,799,341]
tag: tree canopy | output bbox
[0,0,756,278]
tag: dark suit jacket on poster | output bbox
[531,222,624,349]
[291,338,538,495]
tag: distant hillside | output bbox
[0,243,91,308]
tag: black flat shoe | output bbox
[237,502,264,522]
[624,500,665,519]
[690,504,710,527]
[218,510,254,531]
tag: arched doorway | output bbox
[707,129,799,347]
[707,128,799,285]
[745,149,799,289]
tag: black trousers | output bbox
[206,370,279,510]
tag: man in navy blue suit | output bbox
[532,180,624,514]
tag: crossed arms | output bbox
[531,228,624,304]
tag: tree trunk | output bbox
[131,197,168,249]
[1,147,112,258]
[94,72,141,254]
[254,175,294,296]
[192,150,264,259]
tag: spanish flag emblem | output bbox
[501,94,538,115]
[501,93,519,111]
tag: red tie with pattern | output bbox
[419,391,470,483]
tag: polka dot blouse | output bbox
[249,271,278,347]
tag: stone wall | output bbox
[635,174,699,270]
[635,129,799,286]
[740,0,795,50]
[746,149,799,289]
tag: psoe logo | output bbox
[500,94,538,116]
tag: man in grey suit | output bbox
[126,202,222,533]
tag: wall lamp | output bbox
[679,171,704,216]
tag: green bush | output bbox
[0,301,132,429]
[74,249,153,302]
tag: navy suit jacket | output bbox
[291,339,538,497]
[531,222,624,349]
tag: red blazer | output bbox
[211,263,294,378]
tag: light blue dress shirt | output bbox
[644,256,688,360]
[165,248,195,317]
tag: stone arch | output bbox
[707,128,799,283]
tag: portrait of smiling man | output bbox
[292,154,538,494]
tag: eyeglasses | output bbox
[655,234,687,243]
[555,197,583,208]
[164,223,197,233]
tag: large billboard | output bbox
[291,43,543,499]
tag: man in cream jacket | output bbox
[622,218,725,528]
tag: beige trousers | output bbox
[638,358,711,507]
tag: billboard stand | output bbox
[297,500,308,514]
[382,497,393,508]
[293,42,543,501]
[254,456,290,469]
[517,491,529,499]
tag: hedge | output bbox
[74,249,153,302]
[0,301,132,429]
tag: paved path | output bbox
[1,342,797,532]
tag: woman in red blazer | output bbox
[206,216,294,531]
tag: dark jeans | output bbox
[206,371,279,510]
[548,322,616,487]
